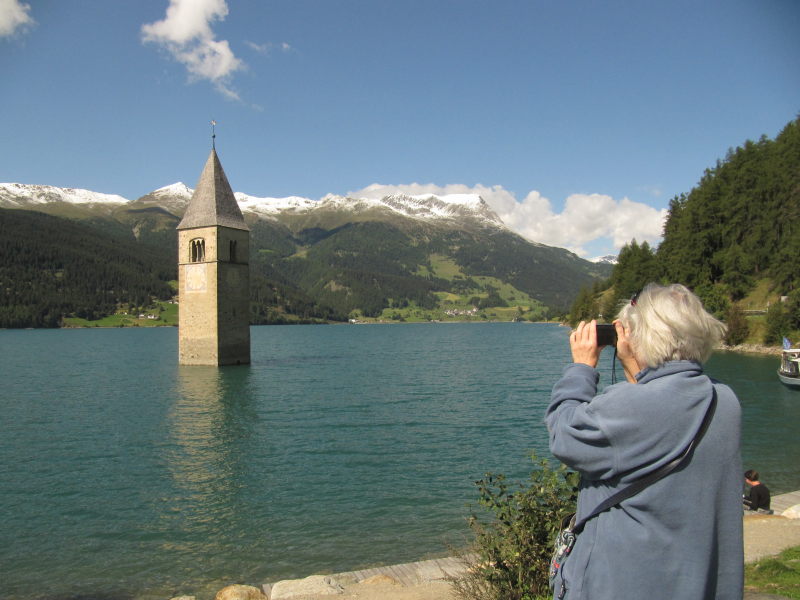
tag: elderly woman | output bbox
[546,283,743,599]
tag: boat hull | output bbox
[778,371,800,388]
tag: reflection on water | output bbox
[139,366,261,596]
[168,366,260,503]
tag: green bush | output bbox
[724,304,749,346]
[764,302,791,345]
[452,453,578,600]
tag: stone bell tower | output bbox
[177,148,250,365]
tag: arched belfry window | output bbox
[229,240,237,263]
[190,238,205,262]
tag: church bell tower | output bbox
[177,148,250,366]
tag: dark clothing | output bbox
[546,360,743,600]
[744,483,771,511]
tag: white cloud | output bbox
[142,0,243,100]
[349,183,667,258]
[0,0,34,37]
[245,40,270,55]
[245,40,293,55]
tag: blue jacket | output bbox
[546,361,743,599]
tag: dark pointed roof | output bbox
[177,149,249,231]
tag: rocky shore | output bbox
[164,504,800,600]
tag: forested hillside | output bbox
[247,218,606,323]
[571,116,800,344]
[0,193,610,327]
[0,209,175,327]
[659,117,799,297]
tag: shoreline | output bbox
[196,513,800,600]
[184,492,800,600]
[719,343,783,356]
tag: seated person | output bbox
[743,469,771,512]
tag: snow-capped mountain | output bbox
[134,183,505,227]
[591,254,619,265]
[0,181,504,229]
[0,182,128,208]
[238,190,503,226]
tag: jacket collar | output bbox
[635,360,704,384]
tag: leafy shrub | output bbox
[724,304,749,346]
[452,453,578,600]
[764,302,791,345]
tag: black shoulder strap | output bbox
[573,386,717,533]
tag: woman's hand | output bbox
[614,320,642,383]
[570,320,602,368]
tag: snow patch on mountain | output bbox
[234,190,502,227]
[0,183,129,207]
[1,182,505,229]
[379,192,499,222]
[236,192,317,215]
[591,254,618,265]
[153,182,192,198]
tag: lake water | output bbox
[1,324,798,600]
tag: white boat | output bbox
[778,347,800,388]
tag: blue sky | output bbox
[1,0,798,258]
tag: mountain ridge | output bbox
[0,180,611,327]
[1,181,506,230]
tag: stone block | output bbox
[270,575,344,599]
[215,584,268,600]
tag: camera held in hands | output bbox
[596,323,617,347]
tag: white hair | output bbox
[616,283,726,367]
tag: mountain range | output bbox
[0,181,611,326]
[1,181,506,224]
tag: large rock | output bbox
[270,575,344,599]
[783,504,800,519]
[215,584,268,600]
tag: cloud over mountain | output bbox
[350,183,667,258]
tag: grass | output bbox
[426,254,464,279]
[741,278,779,311]
[62,300,177,328]
[745,545,800,599]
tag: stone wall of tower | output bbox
[216,227,250,365]
[178,225,250,366]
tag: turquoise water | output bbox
[1,324,798,599]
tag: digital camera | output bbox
[596,323,617,347]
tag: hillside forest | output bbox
[0,191,608,328]
[0,210,175,328]
[570,116,800,346]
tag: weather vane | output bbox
[211,120,217,149]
